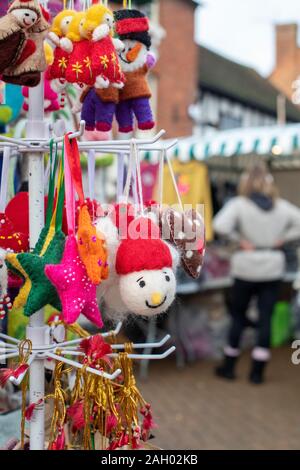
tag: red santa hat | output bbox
[115,218,172,275]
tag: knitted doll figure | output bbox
[0,0,39,74]
[1,0,50,87]
[114,9,155,133]
[82,3,125,90]
[63,12,96,87]
[80,85,118,132]
[47,9,77,83]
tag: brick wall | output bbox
[154,0,198,138]
[269,24,300,101]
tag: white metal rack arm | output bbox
[46,351,122,380]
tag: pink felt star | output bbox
[45,235,103,328]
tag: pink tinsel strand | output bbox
[0,364,29,388]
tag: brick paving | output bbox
[138,346,300,450]
[0,346,299,450]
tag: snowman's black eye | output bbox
[25,13,30,17]
[139,280,146,288]
[165,275,170,282]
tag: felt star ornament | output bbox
[5,225,51,310]
[77,205,109,285]
[45,235,103,328]
[15,230,66,317]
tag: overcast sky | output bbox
[195,0,300,77]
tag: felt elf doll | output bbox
[62,11,96,87]
[82,3,125,90]
[0,248,12,320]
[114,9,155,133]
[1,0,50,87]
[47,9,77,83]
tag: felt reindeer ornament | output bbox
[47,8,76,86]
[114,9,155,133]
[82,3,125,90]
[1,0,50,87]
[45,135,104,328]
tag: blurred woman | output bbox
[213,163,300,384]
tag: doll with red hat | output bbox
[114,9,156,133]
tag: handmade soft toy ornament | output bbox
[64,136,109,285]
[161,208,205,279]
[82,3,125,90]
[80,85,118,132]
[0,247,12,320]
[6,145,66,315]
[47,9,76,83]
[45,135,104,328]
[1,0,50,87]
[63,11,96,87]
[115,218,177,316]
[114,9,155,132]
[0,214,29,253]
[77,205,109,286]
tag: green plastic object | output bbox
[271,301,292,347]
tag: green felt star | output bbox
[16,230,66,317]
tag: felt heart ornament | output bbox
[161,208,205,279]
[0,213,29,253]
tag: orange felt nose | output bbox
[126,43,142,63]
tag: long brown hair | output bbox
[238,163,278,200]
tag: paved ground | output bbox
[138,346,300,450]
[0,346,300,450]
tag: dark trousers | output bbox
[228,278,281,350]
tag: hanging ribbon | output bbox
[0,147,11,213]
[87,150,95,202]
[64,137,85,207]
[117,153,125,202]
[64,135,76,236]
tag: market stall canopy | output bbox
[142,124,300,163]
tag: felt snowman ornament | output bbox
[114,9,155,133]
[1,0,50,87]
[47,9,77,84]
[115,218,177,317]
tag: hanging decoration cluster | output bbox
[47,1,155,133]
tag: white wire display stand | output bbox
[0,77,177,450]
